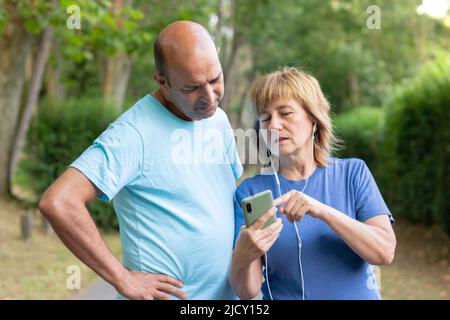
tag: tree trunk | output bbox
[221,0,243,116]
[101,0,133,110]
[349,73,361,107]
[101,51,133,110]
[46,38,65,101]
[0,2,33,198]
[8,26,54,193]
[223,41,255,130]
[214,0,223,39]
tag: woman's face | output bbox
[259,98,314,157]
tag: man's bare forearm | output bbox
[39,198,126,289]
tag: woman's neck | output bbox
[278,147,317,181]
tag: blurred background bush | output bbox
[21,98,120,230]
[335,55,450,233]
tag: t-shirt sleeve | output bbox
[228,137,243,180]
[353,160,394,224]
[233,185,248,248]
[70,121,144,202]
[222,111,243,180]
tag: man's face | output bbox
[163,52,224,121]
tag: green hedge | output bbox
[333,106,385,174]
[382,55,450,232]
[23,97,120,231]
[333,56,450,234]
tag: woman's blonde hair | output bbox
[250,66,339,167]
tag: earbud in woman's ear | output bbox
[312,123,317,141]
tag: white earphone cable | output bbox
[263,122,316,300]
[267,157,308,300]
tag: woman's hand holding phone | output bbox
[233,208,283,266]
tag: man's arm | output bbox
[39,167,187,300]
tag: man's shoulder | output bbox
[92,97,154,147]
[115,95,154,124]
[112,95,166,138]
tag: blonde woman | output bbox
[230,67,396,300]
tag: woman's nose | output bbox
[267,116,283,130]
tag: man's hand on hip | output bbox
[115,271,187,300]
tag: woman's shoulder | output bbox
[238,173,270,188]
[324,157,372,180]
[327,156,368,170]
[236,172,274,196]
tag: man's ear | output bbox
[154,72,169,88]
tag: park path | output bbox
[75,278,117,300]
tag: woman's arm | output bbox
[320,206,396,265]
[228,209,282,299]
[275,191,396,265]
[229,254,263,300]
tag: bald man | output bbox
[39,21,243,300]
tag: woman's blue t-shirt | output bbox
[234,158,394,300]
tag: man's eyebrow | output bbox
[184,72,222,88]
[183,83,201,89]
[209,71,222,82]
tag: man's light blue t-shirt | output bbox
[234,158,394,300]
[71,95,243,299]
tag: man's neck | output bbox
[151,90,193,122]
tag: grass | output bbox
[0,198,122,299]
[380,221,449,299]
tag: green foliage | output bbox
[57,0,153,60]
[382,54,450,232]
[55,0,214,101]
[18,0,55,34]
[228,0,450,111]
[332,55,450,234]
[0,0,57,34]
[333,106,385,172]
[23,97,121,230]
[0,0,8,33]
